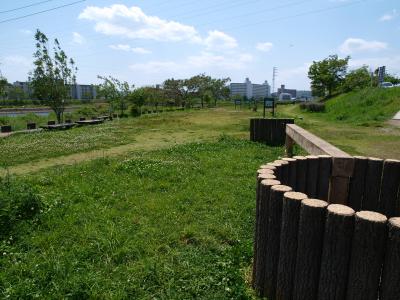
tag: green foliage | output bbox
[0,75,8,100]
[129,105,141,117]
[0,137,282,298]
[0,176,42,239]
[299,102,326,112]
[384,73,400,85]
[342,66,372,92]
[29,30,77,123]
[308,54,350,98]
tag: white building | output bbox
[230,78,271,99]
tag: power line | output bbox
[0,0,86,24]
[0,0,59,14]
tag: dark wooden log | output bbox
[317,155,332,201]
[275,160,289,185]
[264,119,272,144]
[254,179,281,295]
[269,162,283,182]
[283,157,297,191]
[293,156,307,193]
[380,217,400,300]
[27,122,36,130]
[263,185,293,299]
[276,191,308,300]
[318,204,355,300]
[250,119,255,141]
[348,156,368,211]
[47,120,56,125]
[293,199,328,300]
[346,211,387,300]
[363,157,384,211]
[1,125,12,133]
[306,155,319,198]
[379,159,400,217]
[253,173,277,287]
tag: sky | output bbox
[0,0,399,90]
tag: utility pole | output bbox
[272,67,278,95]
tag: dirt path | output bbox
[1,130,220,176]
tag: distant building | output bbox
[277,84,296,99]
[296,90,313,100]
[12,81,98,100]
[230,78,271,99]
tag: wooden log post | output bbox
[317,155,332,201]
[282,157,296,190]
[348,156,368,211]
[254,179,281,295]
[1,125,12,133]
[276,191,308,300]
[318,204,355,300]
[263,185,293,299]
[305,155,319,198]
[346,211,387,300]
[253,173,277,287]
[379,159,400,217]
[250,118,255,141]
[269,162,283,182]
[293,156,307,193]
[380,217,400,300]
[292,199,328,300]
[363,157,384,211]
[275,160,289,185]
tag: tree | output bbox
[97,75,133,116]
[308,55,349,98]
[0,70,8,100]
[127,88,146,114]
[342,66,372,92]
[29,29,77,123]
[384,73,400,85]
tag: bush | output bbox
[299,102,325,112]
[130,105,141,117]
[0,177,42,239]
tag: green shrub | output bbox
[0,177,42,239]
[299,102,325,112]
[130,105,141,117]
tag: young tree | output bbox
[308,55,349,98]
[29,30,77,123]
[127,88,146,114]
[342,66,372,92]
[0,69,8,100]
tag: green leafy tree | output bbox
[342,66,372,92]
[0,71,8,100]
[308,54,349,98]
[127,88,147,114]
[384,73,400,85]
[29,30,77,123]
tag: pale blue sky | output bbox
[0,0,399,90]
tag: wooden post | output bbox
[275,160,289,185]
[250,119,255,141]
[293,199,328,300]
[379,159,400,217]
[346,211,387,300]
[293,156,307,193]
[348,156,368,211]
[285,134,294,158]
[305,155,319,198]
[317,155,332,201]
[318,204,355,300]
[282,157,297,190]
[269,162,283,182]
[263,185,293,299]
[363,157,384,211]
[276,192,308,300]
[380,218,400,300]
[254,179,281,295]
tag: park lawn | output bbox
[0,136,283,299]
[0,108,259,168]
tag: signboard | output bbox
[378,66,386,84]
[263,97,275,118]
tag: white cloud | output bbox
[129,61,179,73]
[109,44,151,54]
[349,56,400,74]
[72,32,85,44]
[339,38,387,54]
[379,9,397,22]
[2,55,31,67]
[19,29,32,35]
[79,4,202,43]
[256,42,274,52]
[203,30,237,50]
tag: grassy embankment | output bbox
[278,87,400,159]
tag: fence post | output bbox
[263,185,293,299]
[348,156,368,211]
[293,199,328,300]
[379,159,400,217]
[317,155,332,201]
[282,157,297,190]
[293,156,307,193]
[363,157,384,211]
[254,179,281,295]
[276,192,308,300]
[305,155,319,198]
[346,211,387,300]
[380,217,400,300]
[318,204,354,300]
[275,160,289,185]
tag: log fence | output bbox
[252,121,400,300]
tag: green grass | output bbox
[0,137,283,299]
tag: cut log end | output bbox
[271,185,292,193]
[389,217,400,227]
[261,165,277,170]
[356,211,387,223]
[284,191,308,201]
[318,155,332,159]
[282,157,296,162]
[327,204,355,216]
[305,155,319,160]
[368,157,384,162]
[257,169,274,175]
[261,179,281,187]
[275,159,289,165]
[353,155,367,160]
[293,155,307,161]
[302,198,328,208]
[258,173,276,180]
